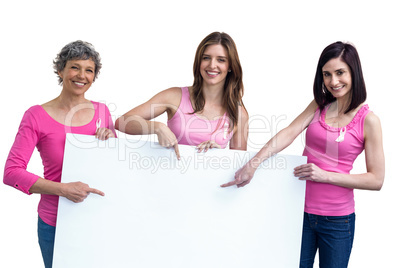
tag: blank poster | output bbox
[53,134,306,268]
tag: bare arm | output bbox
[221,100,318,187]
[115,87,182,158]
[115,87,181,136]
[294,112,385,190]
[230,105,249,151]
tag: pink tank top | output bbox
[303,104,370,216]
[167,87,233,147]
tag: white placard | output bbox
[53,134,306,268]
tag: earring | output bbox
[228,69,232,72]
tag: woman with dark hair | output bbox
[221,41,385,268]
[3,40,116,268]
[115,32,248,156]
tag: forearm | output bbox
[249,128,298,169]
[115,115,163,135]
[29,177,105,202]
[220,129,296,189]
[29,177,65,196]
[221,101,316,188]
[295,162,384,190]
[327,171,384,190]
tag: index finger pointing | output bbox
[88,188,105,196]
[220,180,238,188]
[174,143,181,160]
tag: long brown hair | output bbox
[191,32,245,130]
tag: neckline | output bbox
[184,87,227,123]
[319,103,369,131]
[38,100,97,128]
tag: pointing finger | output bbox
[88,187,105,196]
[174,143,181,160]
[220,180,238,188]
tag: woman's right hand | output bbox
[220,161,257,188]
[61,182,105,203]
[155,123,180,160]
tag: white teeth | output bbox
[207,71,219,75]
[75,82,85,86]
[332,85,343,90]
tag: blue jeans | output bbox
[38,217,55,268]
[299,212,355,268]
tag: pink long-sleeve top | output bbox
[303,104,370,216]
[4,101,115,226]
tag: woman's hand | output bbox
[155,123,180,160]
[95,127,115,140]
[294,163,329,183]
[61,182,105,203]
[221,161,257,188]
[196,140,221,152]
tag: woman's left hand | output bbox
[294,163,329,183]
[196,140,221,152]
[95,128,116,140]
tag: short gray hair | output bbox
[53,40,102,85]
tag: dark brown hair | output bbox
[314,41,366,113]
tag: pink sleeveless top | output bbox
[167,87,233,147]
[303,104,370,216]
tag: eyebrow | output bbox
[322,68,346,73]
[71,63,95,70]
[202,53,227,59]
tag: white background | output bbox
[0,0,400,267]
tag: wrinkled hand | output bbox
[294,163,329,183]
[155,123,180,160]
[61,182,105,203]
[220,162,256,188]
[95,127,115,140]
[196,140,221,152]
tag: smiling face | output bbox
[200,44,230,88]
[58,59,96,96]
[322,57,352,100]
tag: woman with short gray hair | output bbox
[4,40,116,268]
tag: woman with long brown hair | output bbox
[115,32,248,156]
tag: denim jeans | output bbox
[299,212,355,268]
[38,217,56,268]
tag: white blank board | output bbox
[54,134,306,268]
